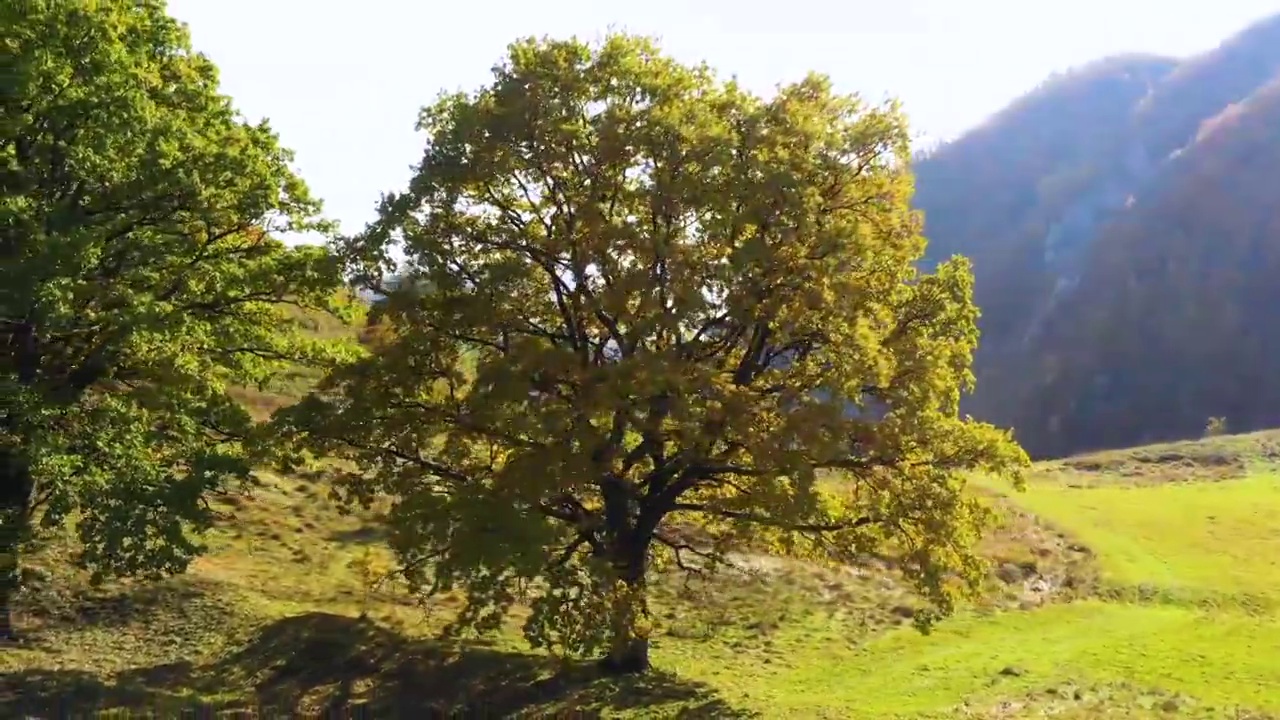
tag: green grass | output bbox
[6,418,1280,716]
[1003,472,1280,605]
[726,602,1280,717]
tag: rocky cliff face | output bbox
[912,14,1280,457]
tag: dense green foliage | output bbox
[913,13,1280,457]
[276,34,1027,672]
[0,0,352,636]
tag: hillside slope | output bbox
[1015,78,1280,456]
[913,13,1280,457]
[6,421,1280,717]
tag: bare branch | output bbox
[654,530,720,578]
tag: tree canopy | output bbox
[0,0,353,637]
[278,34,1027,673]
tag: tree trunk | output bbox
[598,543,651,675]
[0,512,21,641]
[602,623,650,674]
[0,448,34,641]
[0,585,12,642]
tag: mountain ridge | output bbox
[913,12,1280,457]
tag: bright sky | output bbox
[168,0,1278,236]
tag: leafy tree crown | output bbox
[279,33,1028,658]
[1,0,355,584]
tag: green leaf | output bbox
[1,0,351,593]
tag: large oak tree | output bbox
[279,34,1027,673]
[0,1,351,637]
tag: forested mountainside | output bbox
[913,13,1280,458]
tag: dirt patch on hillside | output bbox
[959,681,1276,719]
[976,496,1099,609]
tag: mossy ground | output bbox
[4,357,1280,717]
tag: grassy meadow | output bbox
[3,318,1279,717]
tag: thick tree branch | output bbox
[323,433,476,486]
[653,530,719,577]
[671,503,875,533]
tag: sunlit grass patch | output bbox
[984,471,1280,605]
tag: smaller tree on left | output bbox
[0,0,351,638]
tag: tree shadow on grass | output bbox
[327,523,388,544]
[33,579,231,628]
[1,611,756,718]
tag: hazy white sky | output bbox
[167,0,1279,235]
